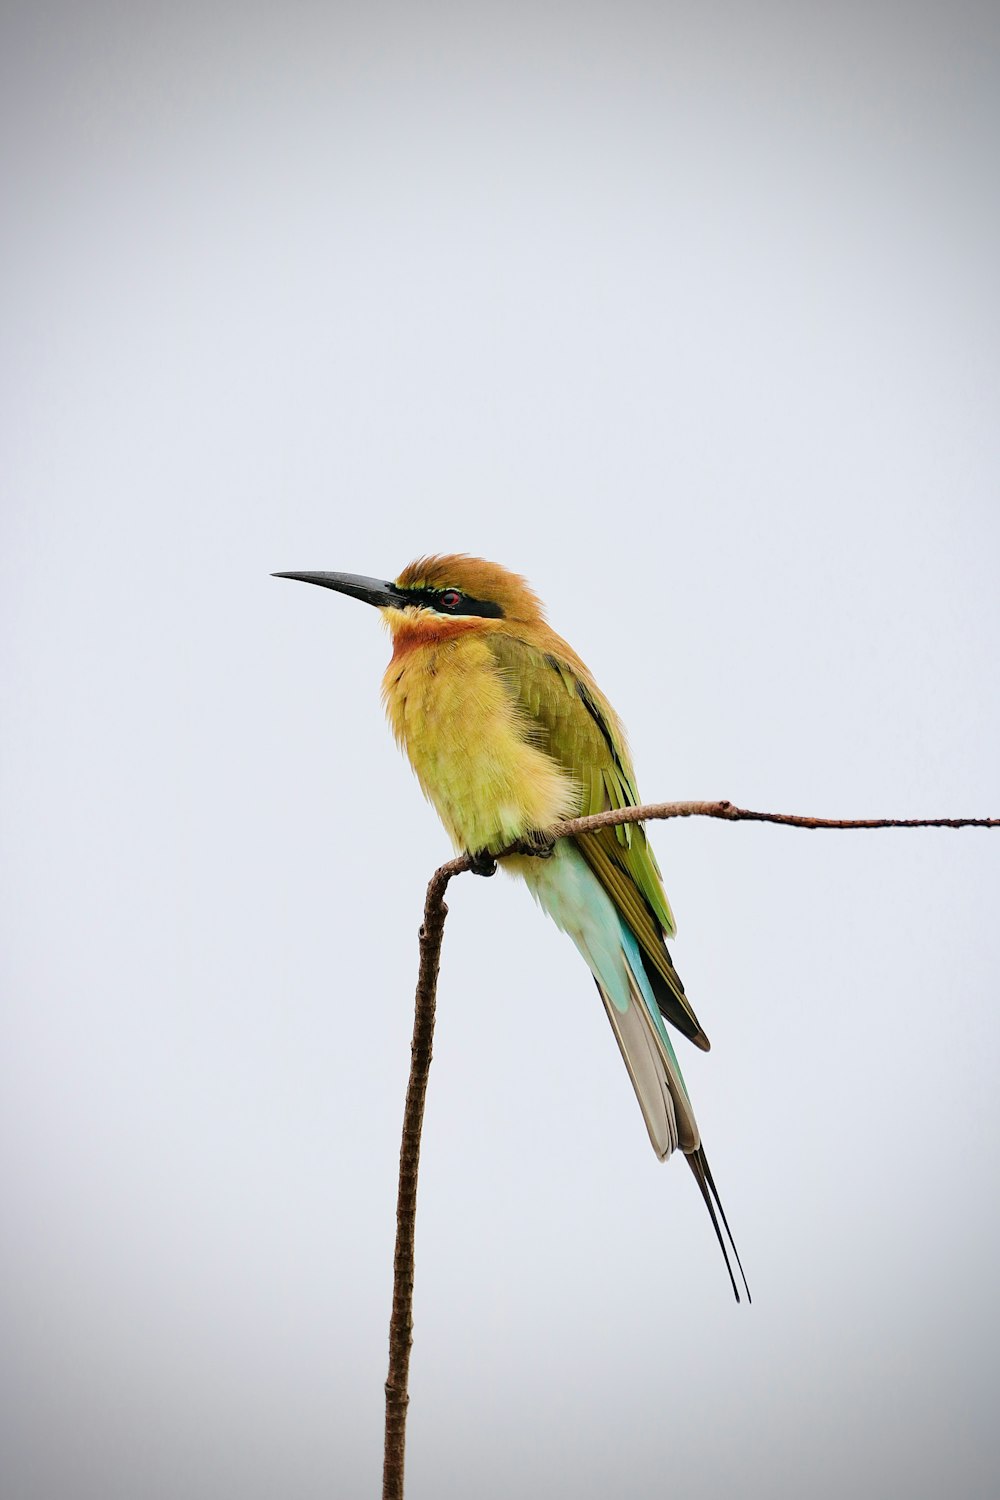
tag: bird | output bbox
[275,554,748,1301]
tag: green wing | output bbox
[488,633,710,1051]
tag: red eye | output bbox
[439,589,462,610]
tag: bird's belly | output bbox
[382,638,578,852]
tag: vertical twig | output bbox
[383,855,470,1500]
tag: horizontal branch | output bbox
[550,799,1000,838]
[444,799,999,873]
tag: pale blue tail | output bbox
[510,840,750,1302]
[513,841,699,1160]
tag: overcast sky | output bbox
[3,3,999,1498]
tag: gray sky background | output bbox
[3,3,999,1497]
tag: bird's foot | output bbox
[467,848,498,878]
[517,831,556,859]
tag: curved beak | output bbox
[272,571,404,608]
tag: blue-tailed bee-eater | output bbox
[275,555,747,1300]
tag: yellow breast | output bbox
[381,625,579,853]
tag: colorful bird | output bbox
[275,554,747,1300]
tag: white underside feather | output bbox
[596,970,700,1160]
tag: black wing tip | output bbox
[642,955,711,1052]
[686,1146,751,1305]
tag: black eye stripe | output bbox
[394,586,505,619]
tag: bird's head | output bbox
[273,554,546,631]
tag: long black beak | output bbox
[272,571,404,608]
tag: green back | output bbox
[488,633,709,1049]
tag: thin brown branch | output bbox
[383,800,997,1497]
[382,855,467,1500]
[549,799,1000,838]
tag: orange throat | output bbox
[386,613,489,662]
